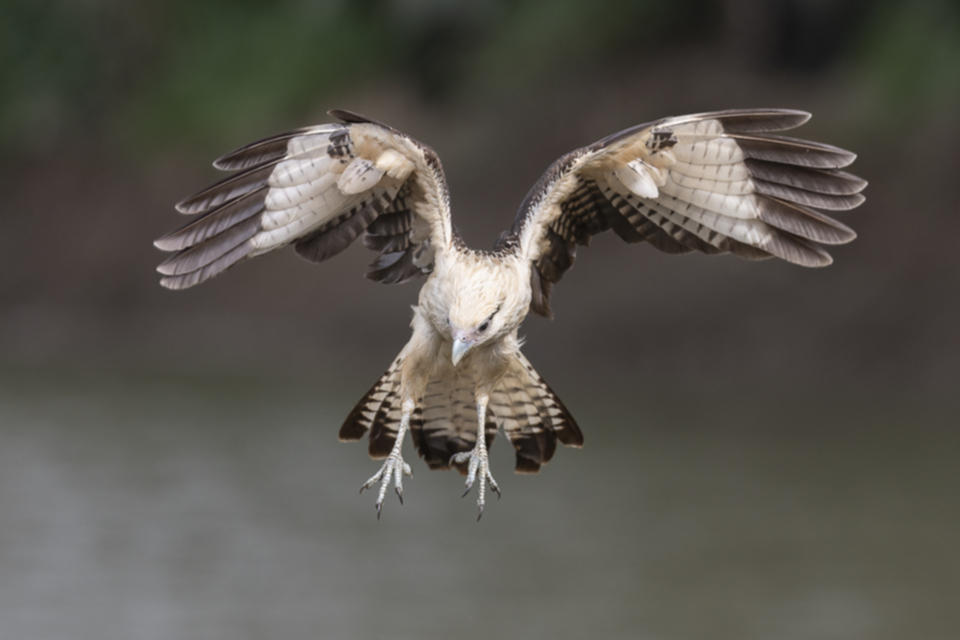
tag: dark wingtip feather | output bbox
[328,109,370,123]
[212,127,317,171]
[157,240,255,289]
[157,191,267,252]
[711,108,811,133]
[736,134,857,169]
[156,216,260,276]
[175,162,275,214]
[756,197,858,246]
[745,159,868,196]
[327,109,397,132]
[765,233,835,267]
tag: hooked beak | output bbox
[451,334,473,367]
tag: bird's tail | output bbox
[338,356,409,459]
[339,352,584,474]
[488,352,584,473]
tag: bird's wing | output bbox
[503,109,867,317]
[155,110,453,289]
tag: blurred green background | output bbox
[1,1,958,639]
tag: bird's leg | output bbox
[360,397,414,519]
[451,393,500,520]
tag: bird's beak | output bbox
[451,335,472,367]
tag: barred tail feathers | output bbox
[340,353,583,475]
[339,357,409,459]
[413,376,497,475]
[489,353,583,474]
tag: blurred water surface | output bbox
[0,367,957,640]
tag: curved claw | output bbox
[450,443,499,518]
[361,452,411,519]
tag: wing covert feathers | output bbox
[508,109,866,317]
[156,112,451,289]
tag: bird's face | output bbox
[441,255,531,367]
[448,290,507,366]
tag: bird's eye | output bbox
[479,320,490,332]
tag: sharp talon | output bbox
[360,419,413,514]
[477,505,484,521]
[461,486,472,498]
[493,486,501,499]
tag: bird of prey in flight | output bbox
[155,109,866,518]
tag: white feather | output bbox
[659,178,759,218]
[648,195,770,246]
[261,179,341,230]
[286,132,338,158]
[265,172,337,210]
[338,157,384,195]
[269,155,334,188]
[671,137,745,166]
[614,160,662,199]
[374,148,415,181]
[254,191,364,250]
[668,160,752,183]
[667,170,755,194]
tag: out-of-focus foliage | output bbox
[855,0,960,118]
[1,0,957,153]
[0,0,720,155]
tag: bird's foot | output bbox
[451,445,500,520]
[360,450,412,520]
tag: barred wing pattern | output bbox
[507,109,867,317]
[154,110,452,289]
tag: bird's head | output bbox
[448,292,507,366]
[441,255,531,367]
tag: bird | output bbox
[155,108,866,519]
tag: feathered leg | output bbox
[361,397,414,519]
[451,393,500,520]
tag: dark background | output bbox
[1,1,958,639]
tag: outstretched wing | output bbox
[503,109,867,317]
[154,110,454,289]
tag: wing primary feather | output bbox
[733,134,857,168]
[753,179,866,211]
[213,125,343,171]
[176,162,277,214]
[705,109,811,133]
[155,188,266,252]
[755,196,857,244]
[156,215,261,276]
[744,159,866,195]
[158,240,255,290]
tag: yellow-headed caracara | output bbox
[156,109,866,518]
